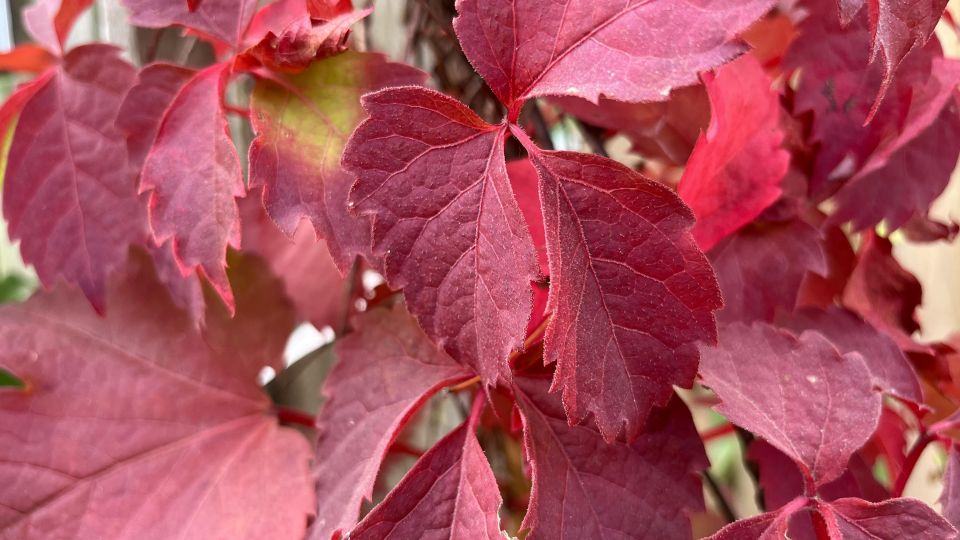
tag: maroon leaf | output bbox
[707,504,802,540]
[678,55,788,252]
[513,375,707,539]
[311,306,473,539]
[2,45,146,311]
[516,132,722,441]
[117,63,195,172]
[240,194,346,330]
[120,0,259,48]
[23,0,93,54]
[940,445,960,530]
[699,322,882,489]
[709,219,827,323]
[818,497,957,539]
[453,0,776,112]
[552,84,709,165]
[140,62,244,311]
[0,252,312,539]
[507,158,549,335]
[349,421,503,539]
[343,87,537,385]
[248,52,426,269]
[829,57,960,231]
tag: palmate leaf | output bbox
[0,252,312,539]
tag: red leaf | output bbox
[828,57,960,231]
[117,63,195,173]
[513,375,707,539]
[516,132,721,441]
[842,232,925,350]
[343,87,537,385]
[552,84,710,165]
[0,44,56,73]
[940,445,960,530]
[349,421,503,539]
[2,45,146,311]
[120,0,259,48]
[797,221,857,310]
[140,63,244,311]
[0,252,312,539]
[709,220,827,323]
[818,497,957,539]
[240,194,346,330]
[507,158,549,335]
[243,0,309,46]
[699,322,882,489]
[242,9,371,73]
[678,55,788,252]
[23,0,93,54]
[453,0,776,112]
[780,307,923,404]
[146,241,205,323]
[248,52,425,269]
[706,506,799,540]
[311,306,473,539]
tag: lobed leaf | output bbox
[120,0,259,49]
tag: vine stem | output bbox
[703,470,737,523]
[275,406,316,429]
[891,430,935,498]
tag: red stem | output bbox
[891,431,934,498]
[275,406,316,429]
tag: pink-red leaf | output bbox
[513,375,707,539]
[518,137,722,441]
[311,306,473,539]
[343,87,537,385]
[349,421,503,540]
[0,252,312,539]
[507,158,549,335]
[248,52,425,269]
[23,0,93,54]
[709,219,827,323]
[242,9,371,73]
[453,0,776,111]
[706,504,802,540]
[819,497,957,539]
[120,0,259,48]
[699,322,882,489]
[780,306,923,404]
[2,45,146,311]
[940,445,960,530]
[140,63,244,311]
[678,55,788,251]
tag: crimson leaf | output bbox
[513,374,707,539]
[248,51,426,269]
[678,54,787,252]
[699,321,882,489]
[3,45,146,311]
[0,252,312,538]
[818,497,957,539]
[453,0,776,112]
[343,87,537,385]
[516,131,722,441]
[348,421,503,539]
[140,63,244,311]
[311,306,473,539]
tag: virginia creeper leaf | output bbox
[507,158,549,335]
[453,0,777,111]
[819,497,957,539]
[0,252,312,539]
[553,84,709,165]
[242,9,371,73]
[240,194,346,330]
[707,504,803,540]
[343,87,537,385]
[120,0,259,48]
[780,306,923,404]
[2,45,146,311]
[23,0,93,54]
[517,135,722,441]
[117,63,195,172]
[0,44,56,74]
[678,55,788,252]
[513,375,707,539]
[243,0,310,46]
[941,445,960,530]
[709,219,827,323]
[248,51,425,269]
[699,322,882,489]
[140,62,244,311]
[348,421,503,540]
[311,306,473,539]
